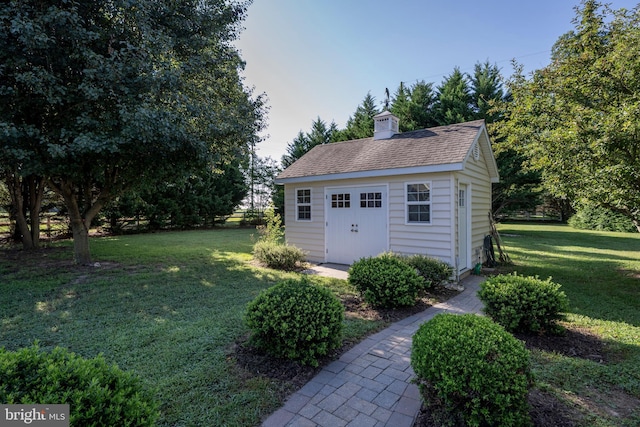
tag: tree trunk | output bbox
[61,186,93,265]
[50,178,106,265]
[26,175,45,248]
[5,172,34,249]
[70,216,92,265]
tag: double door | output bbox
[325,186,388,265]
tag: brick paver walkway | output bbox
[261,274,485,427]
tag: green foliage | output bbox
[0,0,265,263]
[0,345,159,426]
[568,203,637,233]
[333,93,380,141]
[281,118,338,168]
[244,278,344,367]
[499,0,640,230]
[479,273,569,334]
[390,81,439,131]
[402,254,454,287]
[411,314,533,427]
[491,148,543,216]
[348,253,424,308]
[256,206,284,243]
[252,240,306,271]
[469,61,505,123]
[252,207,305,270]
[434,67,473,125]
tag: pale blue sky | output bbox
[235,0,638,161]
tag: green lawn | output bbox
[2,225,639,426]
[498,223,640,426]
[0,228,382,426]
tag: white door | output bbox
[458,184,469,271]
[326,186,387,264]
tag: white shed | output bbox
[275,112,499,279]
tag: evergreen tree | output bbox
[407,81,439,129]
[281,131,309,169]
[334,93,380,141]
[389,81,439,131]
[470,61,505,123]
[390,83,412,131]
[433,67,473,125]
[281,117,336,168]
[308,117,338,147]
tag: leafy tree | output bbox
[501,0,640,231]
[334,93,380,141]
[0,0,265,262]
[2,173,45,248]
[248,155,281,214]
[433,67,474,125]
[106,157,247,231]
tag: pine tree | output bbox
[470,61,504,123]
[334,93,380,141]
[433,67,473,125]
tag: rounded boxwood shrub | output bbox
[403,254,454,287]
[348,253,425,308]
[411,314,533,427]
[479,273,568,334]
[244,278,344,367]
[0,344,159,426]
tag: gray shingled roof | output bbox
[277,119,486,181]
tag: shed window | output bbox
[360,192,382,208]
[331,193,350,208]
[406,183,431,223]
[296,188,311,221]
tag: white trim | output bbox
[404,181,432,225]
[449,175,457,278]
[460,124,500,183]
[295,187,312,222]
[457,181,473,273]
[275,163,465,185]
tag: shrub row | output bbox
[568,203,636,233]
